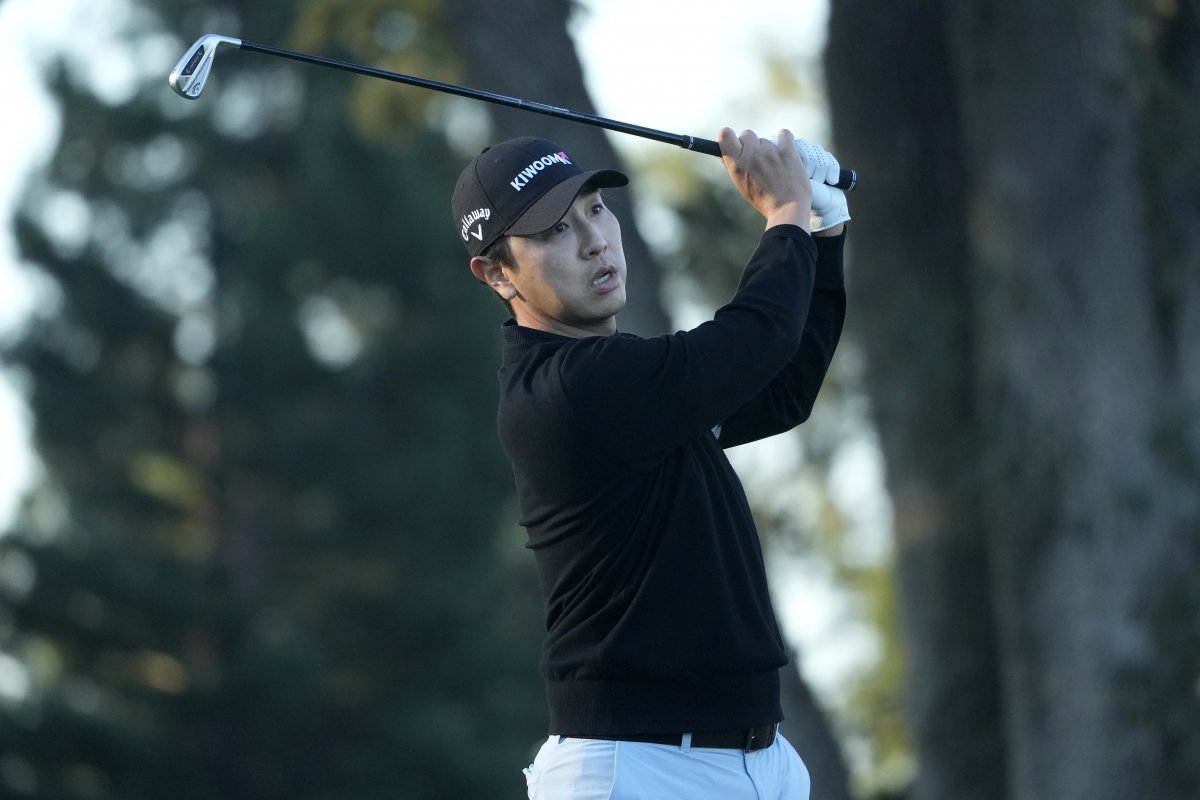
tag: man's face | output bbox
[503,190,627,337]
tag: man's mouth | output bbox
[591,267,616,287]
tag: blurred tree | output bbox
[0,2,921,800]
[0,0,552,796]
[439,0,670,337]
[826,1,1200,799]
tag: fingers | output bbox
[793,139,841,186]
[810,179,834,210]
[719,128,805,167]
[715,127,844,230]
[718,127,743,161]
[717,127,812,228]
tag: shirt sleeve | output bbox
[715,229,847,447]
[552,225,827,458]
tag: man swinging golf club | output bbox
[452,128,849,799]
[168,30,858,797]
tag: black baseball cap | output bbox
[451,136,628,257]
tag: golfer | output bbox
[451,128,848,799]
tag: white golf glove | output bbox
[793,139,851,233]
[809,182,850,233]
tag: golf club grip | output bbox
[688,137,857,192]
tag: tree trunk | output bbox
[780,651,854,800]
[825,4,1007,798]
[827,0,1200,798]
[947,1,1199,796]
[440,0,669,337]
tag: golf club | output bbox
[169,34,857,191]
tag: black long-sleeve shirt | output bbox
[495,225,846,736]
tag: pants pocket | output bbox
[523,763,540,800]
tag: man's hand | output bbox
[718,128,812,232]
[809,183,849,235]
[792,139,850,235]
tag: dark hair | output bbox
[480,235,516,317]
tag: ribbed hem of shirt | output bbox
[545,669,783,737]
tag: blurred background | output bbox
[0,1,1197,798]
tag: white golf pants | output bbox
[522,733,811,799]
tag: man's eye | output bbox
[553,222,569,234]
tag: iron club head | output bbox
[169,34,242,99]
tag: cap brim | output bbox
[504,169,628,237]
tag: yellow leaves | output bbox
[127,451,214,560]
[129,649,189,695]
[762,52,822,106]
[129,451,205,509]
[287,0,461,145]
[348,52,454,145]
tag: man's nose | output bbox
[579,220,608,257]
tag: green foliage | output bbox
[0,1,546,797]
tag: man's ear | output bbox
[470,255,519,302]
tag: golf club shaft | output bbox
[230,39,856,192]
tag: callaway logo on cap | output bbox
[451,136,628,258]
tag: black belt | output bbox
[569,723,778,753]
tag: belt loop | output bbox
[681,733,693,753]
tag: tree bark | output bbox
[946,1,1199,797]
[825,4,1006,798]
[827,0,1200,797]
[440,0,669,337]
[780,653,854,800]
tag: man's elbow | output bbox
[782,396,815,428]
